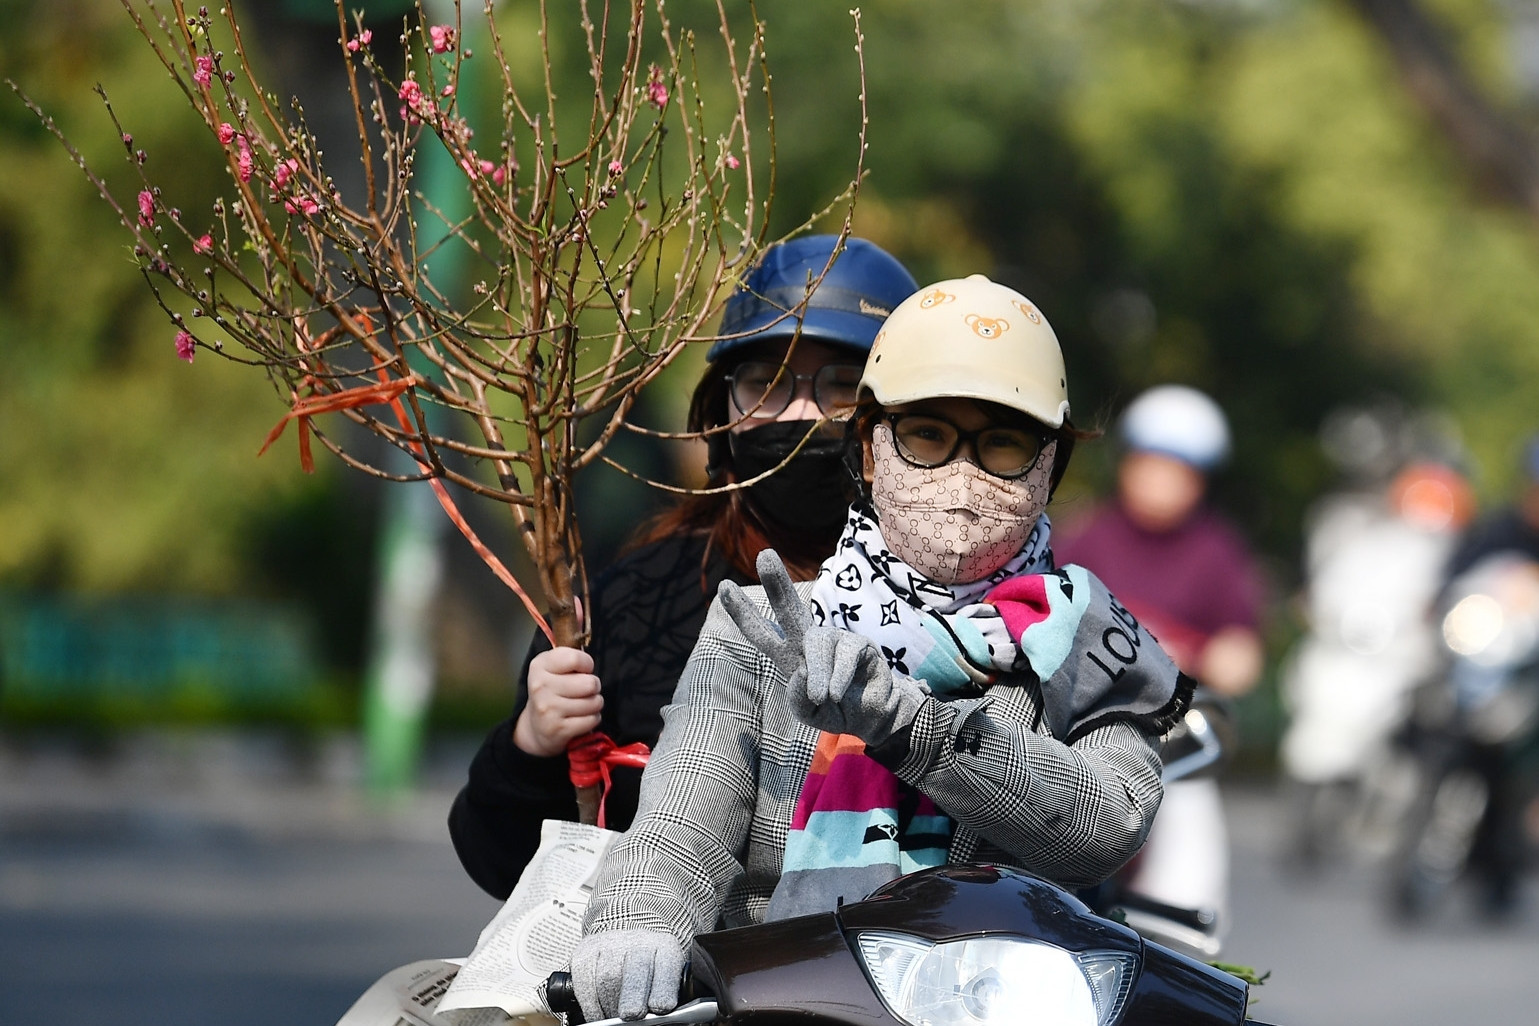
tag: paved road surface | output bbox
[1225,783,1537,1025]
[1,732,1535,1025]
[0,732,503,1024]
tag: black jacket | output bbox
[1445,508,1539,583]
[449,532,748,899]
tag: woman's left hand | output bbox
[721,548,925,745]
[793,626,927,745]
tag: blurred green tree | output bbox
[8,0,1539,662]
[0,0,372,679]
[0,1,316,593]
[689,0,1539,556]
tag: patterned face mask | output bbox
[868,422,1056,584]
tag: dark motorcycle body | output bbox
[551,863,1272,1026]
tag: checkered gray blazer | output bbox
[582,582,1165,946]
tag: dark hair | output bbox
[626,355,837,585]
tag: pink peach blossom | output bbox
[137,190,155,227]
[725,154,740,170]
[346,29,372,52]
[175,330,196,363]
[430,25,456,53]
[193,234,213,254]
[645,65,668,109]
[236,139,254,183]
[397,78,429,123]
[193,55,214,88]
[217,122,236,145]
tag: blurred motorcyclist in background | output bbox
[1445,436,1539,580]
[1279,406,1474,867]
[1056,384,1266,945]
[1423,433,1539,916]
[448,236,918,899]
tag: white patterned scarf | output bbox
[806,506,1054,696]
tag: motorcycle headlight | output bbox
[855,931,1137,1026]
[1443,593,1505,662]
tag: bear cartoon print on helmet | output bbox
[859,274,1070,428]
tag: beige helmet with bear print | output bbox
[858,274,1070,428]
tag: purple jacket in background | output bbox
[1054,503,1264,672]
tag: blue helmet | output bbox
[709,235,917,362]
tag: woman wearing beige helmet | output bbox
[569,276,1195,1022]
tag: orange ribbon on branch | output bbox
[257,376,415,473]
[257,321,555,646]
[258,317,650,810]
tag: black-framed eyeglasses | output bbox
[726,360,863,419]
[884,413,1049,480]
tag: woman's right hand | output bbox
[571,927,686,1021]
[512,647,603,757]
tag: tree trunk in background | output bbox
[1347,0,1539,226]
[363,476,447,795]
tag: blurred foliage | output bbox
[0,0,328,598]
[5,0,1539,702]
[728,0,1539,560]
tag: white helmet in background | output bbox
[859,274,1070,427]
[1119,384,1231,471]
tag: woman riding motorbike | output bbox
[448,236,919,899]
[570,275,1194,1022]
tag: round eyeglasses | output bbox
[885,413,1049,479]
[726,360,864,419]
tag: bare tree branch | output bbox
[1346,0,1539,223]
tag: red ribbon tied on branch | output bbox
[566,732,653,829]
[257,374,415,474]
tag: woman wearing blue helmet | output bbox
[449,236,918,898]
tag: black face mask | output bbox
[729,420,855,536]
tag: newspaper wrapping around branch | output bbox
[333,959,509,1026]
[334,821,620,1026]
[438,820,621,1022]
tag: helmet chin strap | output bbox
[841,416,872,508]
[705,429,733,483]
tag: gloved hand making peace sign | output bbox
[719,549,928,747]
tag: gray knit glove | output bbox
[722,549,926,747]
[570,927,686,1021]
[794,624,928,745]
[718,549,810,683]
